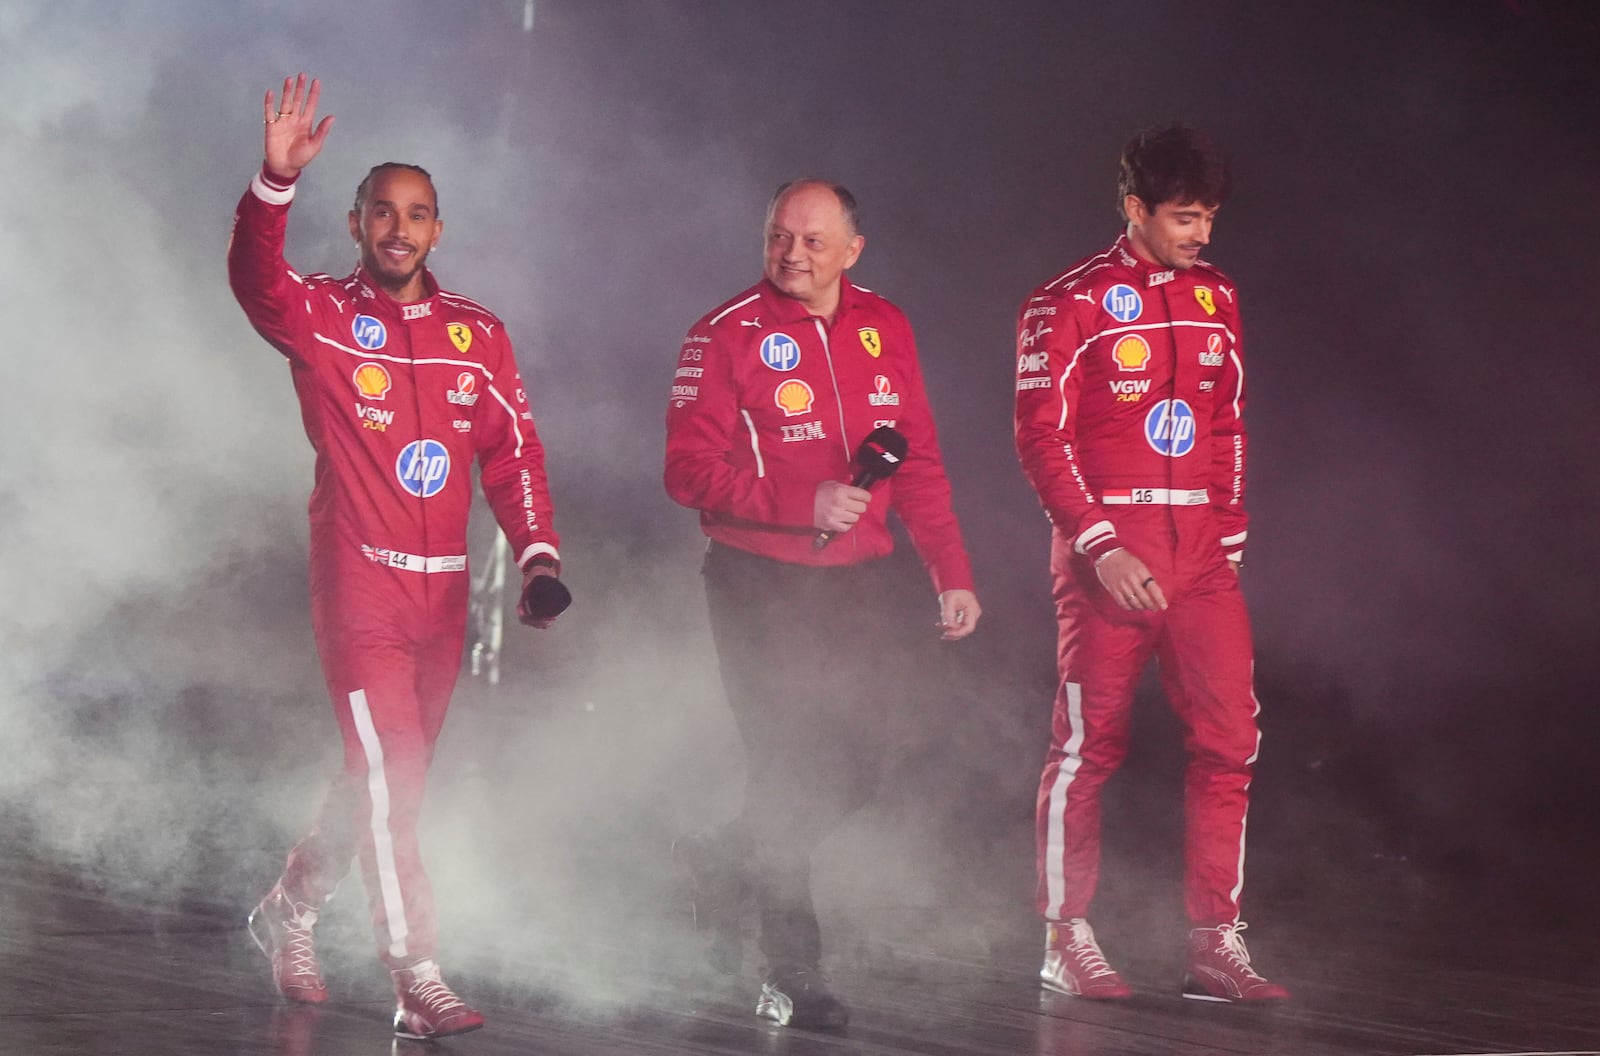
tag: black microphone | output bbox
[518,557,573,624]
[812,426,908,551]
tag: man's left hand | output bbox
[937,589,981,641]
[517,560,567,629]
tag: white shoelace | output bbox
[403,965,467,1014]
[281,907,320,978]
[1064,919,1118,979]
[1213,922,1266,980]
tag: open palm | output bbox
[262,73,334,178]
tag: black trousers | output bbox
[702,541,907,972]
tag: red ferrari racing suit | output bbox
[228,167,559,967]
[665,277,971,593]
[1015,234,1257,927]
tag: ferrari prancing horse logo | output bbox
[447,322,473,353]
[1194,287,1217,316]
[858,327,881,358]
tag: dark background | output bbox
[1,0,1596,996]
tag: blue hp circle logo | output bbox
[396,439,451,497]
[1144,399,1196,457]
[1102,284,1143,323]
[760,332,802,371]
[352,314,388,350]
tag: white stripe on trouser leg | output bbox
[1228,687,1264,911]
[348,689,410,959]
[1044,681,1086,920]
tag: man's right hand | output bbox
[1094,546,1168,612]
[813,480,871,535]
[262,73,334,180]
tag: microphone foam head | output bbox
[858,425,909,477]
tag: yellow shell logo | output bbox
[774,378,815,417]
[447,322,473,353]
[352,362,393,400]
[1194,286,1216,316]
[1112,335,1150,372]
[858,327,882,358]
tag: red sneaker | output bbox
[1183,922,1290,1003]
[391,960,485,1040]
[1040,919,1133,999]
[247,881,329,1004]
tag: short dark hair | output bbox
[768,178,860,235]
[352,162,439,217]
[1117,125,1229,219]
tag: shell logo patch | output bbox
[774,378,815,417]
[858,327,882,358]
[1194,286,1217,316]
[352,362,393,400]
[1112,334,1151,372]
[447,322,473,353]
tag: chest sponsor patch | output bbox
[1112,334,1151,372]
[447,322,473,353]
[396,439,451,498]
[352,362,392,400]
[858,327,882,357]
[402,302,432,320]
[1199,332,1225,367]
[356,402,394,431]
[782,421,827,443]
[774,378,815,417]
[1109,379,1150,402]
[760,332,802,371]
[1102,283,1143,323]
[1194,286,1217,315]
[869,374,900,406]
[447,371,479,406]
[1144,399,1196,457]
[352,314,388,350]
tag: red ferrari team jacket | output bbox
[227,170,559,573]
[665,277,973,594]
[1014,234,1248,564]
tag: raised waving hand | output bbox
[262,73,334,179]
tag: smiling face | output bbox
[762,182,864,322]
[1124,195,1218,271]
[347,167,442,302]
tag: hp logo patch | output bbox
[1144,399,1196,457]
[352,314,388,350]
[1102,284,1143,323]
[760,332,802,372]
[395,439,451,497]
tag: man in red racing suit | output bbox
[1015,126,1288,1004]
[227,74,561,1040]
[665,179,980,1030]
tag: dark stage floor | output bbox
[3,845,1598,1056]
